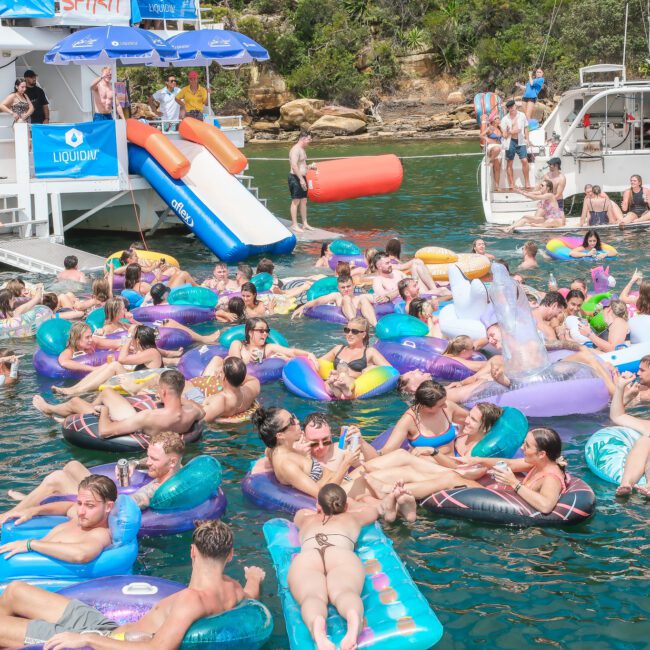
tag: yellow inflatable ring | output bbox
[106,249,180,270]
[415,246,458,264]
[427,253,491,281]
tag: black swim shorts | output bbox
[288,174,308,200]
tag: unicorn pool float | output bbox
[457,263,609,417]
[438,264,490,339]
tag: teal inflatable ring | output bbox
[220,324,289,348]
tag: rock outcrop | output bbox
[309,115,367,136]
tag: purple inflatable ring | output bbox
[328,254,367,271]
[463,360,609,417]
[112,272,169,292]
[131,305,214,326]
[45,463,226,537]
[104,327,193,351]
[33,348,111,379]
[376,337,481,382]
[177,344,286,384]
[304,301,395,324]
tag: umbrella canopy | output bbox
[164,29,269,67]
[44,26,176,66]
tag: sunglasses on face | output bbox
[343,327,365,335]
[308,438,333,447]
[168,79,177,83]
[278,414,299,433]
[252,328,270,334]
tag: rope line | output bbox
[246,153,484,162]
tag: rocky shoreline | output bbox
[243,95,556,145]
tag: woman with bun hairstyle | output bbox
[288,484,380,650]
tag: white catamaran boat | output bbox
[480,64,650,230]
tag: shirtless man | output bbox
[288,131,315,232]
[543,158,566,212]
[292,274,377,325]
[201,262,239,292]
[0,475,115,570]
[532,291,567,341]
[624,355,650,405]
[303,413,347,471]
[90,66,124,121]
[33,370,204,440]
[0,519,266,650]
[0,432,184,525]
[185,356,260,423]
[372,252,406,304]
[57,256,87,283]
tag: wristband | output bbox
[26,539,32,552]
[432,448,439,457]
[514,481,523,493]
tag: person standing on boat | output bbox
[149,73,180,132]
[543,157,566,212]
[0,78,34,125]
[90,66,124,120]
[175,71,208,121]
[501,99,530,190]
[23,70,49,125]
[516,68,545,120]
[288,131,316,232]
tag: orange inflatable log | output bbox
[306,154,403,203]
[179,117,248,175]
[125,119,190,179]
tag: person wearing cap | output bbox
[175,71,208,121]
[543,157,566,212]
[149,73,180,132]
[501,99,530,191]
[23,70,49,125]
[516,68,545,120]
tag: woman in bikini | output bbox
[0,285,44,320]
[241,282,275,318]
[319,317,392,399]
[504,180,565,232]
[228,317,317,366]
[0,78,33,124]
[377,380,468,456]
[53,324,165,396]
[569,229,615,260]
[288,484,380,650]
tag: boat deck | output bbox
[0,236,105,274]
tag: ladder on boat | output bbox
[0,195,105,274]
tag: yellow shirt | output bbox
[177,85,208,112]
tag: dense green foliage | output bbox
[130,0,650,108]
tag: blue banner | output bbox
[136,0,196,20]
[0,0,54,18]
[32,121,118,179]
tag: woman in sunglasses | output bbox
[228,317,317,366]
[319,317,392,399]
[252,406,417,520]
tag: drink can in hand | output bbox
[117,458,130,487]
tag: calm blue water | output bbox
[4,139,650,648]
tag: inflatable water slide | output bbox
[127,118,296,262]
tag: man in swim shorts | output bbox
[185,356,261,423]
[501,99,530,190]
[32,369,204,440]
[288,131,315,232]
[0,475,116,573]
[0,432,185,525]
[0,520,266,649]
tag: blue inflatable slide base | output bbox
[128,143,296,262]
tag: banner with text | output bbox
[33,121,118,179]
[60,0,131,25]
[136,0,197,20]
[0,0,54,18]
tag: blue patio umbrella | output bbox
[44,25,176,66]
[164,29,269,67]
